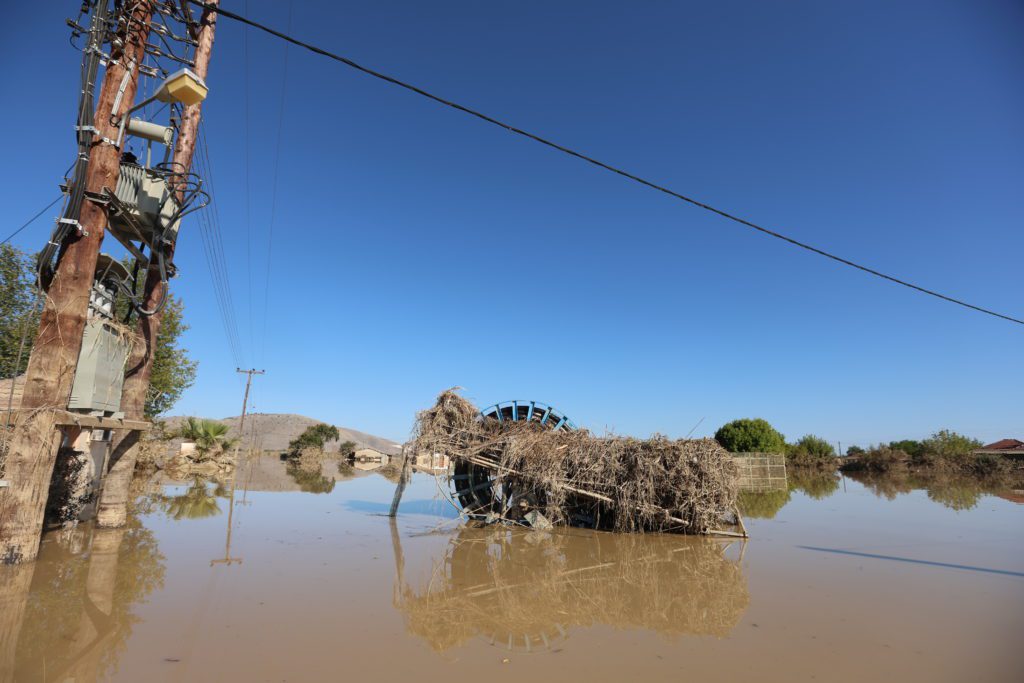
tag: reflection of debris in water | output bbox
[390,522,749,653]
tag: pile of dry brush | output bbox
[409,390,740,535]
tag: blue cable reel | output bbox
[449,400,598,526]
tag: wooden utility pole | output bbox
[97,0,221,529]
[236,368,264,433]
[0,1,154,565]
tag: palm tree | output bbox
[177,417,238,461]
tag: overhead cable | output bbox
[260,0,292,364]
[2,196,65,245]
[190,0,1023,327]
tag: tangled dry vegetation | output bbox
[409,390,740,535]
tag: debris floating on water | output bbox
[408,389,741,535]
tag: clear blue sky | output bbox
[2,1,1021,447]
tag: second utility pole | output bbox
[97,0,222,529]
[236,368,264,433]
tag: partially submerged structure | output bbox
[398,390,743,536]
[352,447,390,465]
[974,439,1024,458]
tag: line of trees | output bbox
[713,417,984,468]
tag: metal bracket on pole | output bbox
[83,190,110,206]
[57,217,87,237]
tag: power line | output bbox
[242,0,255,359]
[195,167,242,365]
[192,1,1024,327]
[196,122,247,366]
[2,196,64,245]
[260,0,292,364]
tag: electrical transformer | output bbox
[67,255,133,415]
[108,162,182,248]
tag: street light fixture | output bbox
[119,68,209,146]
[151,68,209,106]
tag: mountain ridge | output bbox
[163,413,402,455]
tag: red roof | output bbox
[982,438,1024,451]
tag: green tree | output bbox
[0,245,39,379]
[786,434,836,468]
[788,434,835,458]
[887,439,923,458]
[113,258,198,418]
[143,294,198,417]
[288,423,340,454]
[714,418,786,453]
[920,430,982,458]
[846,445,865,456]
[338,440,357,458]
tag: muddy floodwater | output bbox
[2,456,1022,682]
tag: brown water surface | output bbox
[2,456,1022,682]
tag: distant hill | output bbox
[163,413,402,455]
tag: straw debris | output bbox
[410,389,739,534]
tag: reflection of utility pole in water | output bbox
[59,528,126,681]
[210,483,242,567]
[3,528,127,682]
[388,518,405,596]
[210,369,263,566]
[0,564,35,683]
[238,452,256,507]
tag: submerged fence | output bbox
[730,453,788,492]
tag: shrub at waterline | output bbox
[851,445,911,472]
[920,430,982,458]
[887,439,924,458]
[786,434,836,468]
[842,429,1016,481]
[714,418,786,454]
[287,424,340,456]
